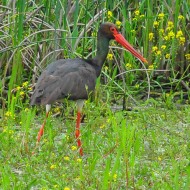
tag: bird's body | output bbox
[31,22,148,156]
[30,58,97,105]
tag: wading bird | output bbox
[31,22,148,156]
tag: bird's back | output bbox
[30,58,97,105]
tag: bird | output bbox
[30,22,148,156]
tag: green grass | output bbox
[0,0,190,189]
[1,98,190,189]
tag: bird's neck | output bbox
[91,33,110,76]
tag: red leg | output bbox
[32,111,50,155]
[37,111,49,143]
[75,112,83,156]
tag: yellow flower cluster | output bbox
[133,9,145,21]
[71,145,77,151]
[64,156,70,161]
[116,20,122,29]
[185,54,190,60]
[153,21,159,28]
[148,65,154,70]
[161,45,166,50]
[107,53,113,61]
[158,13,165,20]
[50,164,56,169]
[175,30,185,45]
[15,81,32,99]
[151,45,169,58]
[5,111,13,117]
[3,127,14,136]
[107,10,113,20]
[64,187,70,190]
[126,63,132,69]
[165,53,170,59]
[100,124,105,129]
[149,33,154,41]
[77,158,82,163]
[178,15,184,20]
[53,107,61,114]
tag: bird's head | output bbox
[99,22,148,63]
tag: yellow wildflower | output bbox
[16,86,21,91]
[161,45,166,50]
[107,11,113,18]
[152,46,158,52]
[158,157,162,161]
[140,14,145,18]
[22,81,28,87]
[64,187,70,190]
[5,111,12,117]
[164,36,169,41]
[153,21,159,28]
[107,53,113,60]
[50,164,56,169]
[8,130,14,135]
[168,31,175,39]
[176,30,183,38]
[148,65,154,70]
[165,53,170,59]
[64,156,70,161]
[158,13,165,19]
[28,87,32,91]
[77,158,82,162]
[104,66,108,72]
[178,15,184,20]
[126,63,132,69]
[132,18,137,21]
[75,176,80,180]
[168,21,174,27]
[100,124,105,129]
[135,84,140,89]
[134,10,140,16]
[156,50,161,56]
[71,146,77,151]
[159,29,164,35]
[24,108,29,112]
[149,33,154,41]
[116,20,122,29]
[179,37,185,45]
[113,173,117,182]
[185,54,190,60]
[166,21,174,31]
[53,107,61,113]
[19,91,25,96]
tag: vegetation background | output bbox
[0,0,190,189]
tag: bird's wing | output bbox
[30,61,97,105]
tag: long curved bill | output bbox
[113,33,148,63]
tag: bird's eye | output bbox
[110,27,116,32]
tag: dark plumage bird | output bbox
[31,22,148,156]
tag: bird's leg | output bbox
[75,112,83,156]
[76,100,84,156]
[32,104,51,155]
[37,104,51,144]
